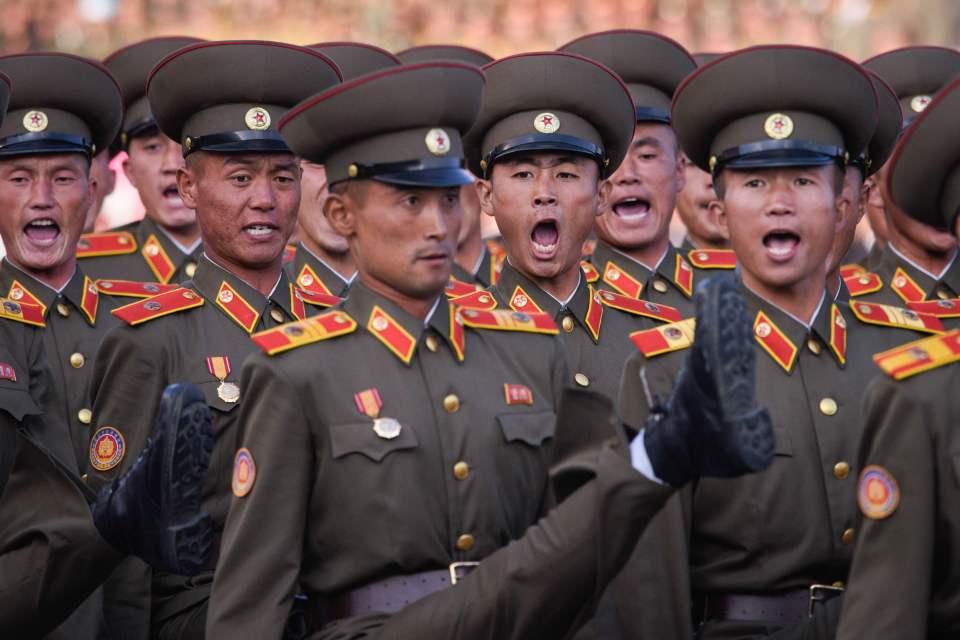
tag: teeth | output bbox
[768,245,792,257]
[533,242,556,252]
[30,220,55,227]
[246,225,272,236]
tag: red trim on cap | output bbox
[102,36,206,65]
[307,42,402,65]
[278,62,484,130]
[557,29,695,66]
[886,74,960,200]
[862,45,960,66]
[670,44,879,132]
[147,40,343,92]
[396,44,493,62]
[867,71,904,120]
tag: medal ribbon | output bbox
[206,356,232,382]
[354,388,383,418]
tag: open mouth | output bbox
[161,184,181,201]
[242,223,278,238]
[23,218,60,246]
[612,197,651,219]
[763,230,801,261]
[530,219,560,259]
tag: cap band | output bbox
[713,139,847,176]
[338,156,473,188]
[0,131,94,157]
[182,130,288,156]
[123,118,160,144]
[635,106,670,124]
[483,133,607,178]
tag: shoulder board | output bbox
[457,308,558,335]
[687,249,737,270]
[485,238,507,257]
[0,298,45,327]
[451,289,498,310]
[629,318,696,358]
[839,263,866,279]
[444,277,479,299]
[252,310,357,356]
[873,330,960,380]
[597,289,681,323]
[282,244,297,265]
[849,301,944,335]
[96,279,180,298]
[76,231,137,258]
[843,272,883,297]
[907,298,960,319]
[581,238,597,257]
[580,260,600,283]
[112,288,204,326]
[295,287,342,308]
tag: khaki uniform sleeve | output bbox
[836,377,935,639]
[206,353,313,640]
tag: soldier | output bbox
[559,31,732,317]
[827,72,901,303]
[283,42,401,297]
[453,51,682,402]
[853,46,960,311]
[86,40,342,640]
[620,45,950,639]
[837,73,960,640]
[79,36,207,288]
[83,149,116,232]
[0,53,127,473]
[206,59,774,640]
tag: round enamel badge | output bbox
[425,128,451,156]
[534,112,560,134]
[910,95,932,113]
[244,107,271,131]
[90,426,125,471]
[23,110,48,133]
[764,113,794,140]
[232,448,256,498]
[858,465,900,520]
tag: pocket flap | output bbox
[497,411,556,447]
[329,420,418,462]
[773,422,793,456]
[195,380,241,414]
[0,387,41,422]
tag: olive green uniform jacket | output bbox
[284,241,353,297]
[79,217,203,285]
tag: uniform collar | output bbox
[136,217,202,283]
[0,259,100,325]
[191,255,297,333]
[592,241,694,299]
[292,242,353,296]
[343,280,464,365]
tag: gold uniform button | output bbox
[842,528,855,545]
[443,394,460,413]
[184,262,198,278]
[806,339,821,355]
[652,279,669,294]
[574,373,590,387]
[270,308,285,323]
[819,397,838,416]
[56,302,70,317]
[81,473,89,483]
[69,352,85,368]
[453,461,470,480]
[832,581,845,589]
[456,534,475,551]
[77,408,92,425]
[834,462,850,480]
[937,289,951,300]
[425,335,439,352]
[561,316,575,333]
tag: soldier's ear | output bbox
[324,187,355,238]
[710,199,730,241]
[597,178,612,218]
[475,178,495,218]
[176,165,199,211]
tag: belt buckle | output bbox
[808,584,844,618]
[449,561,480,586]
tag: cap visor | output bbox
[373,167,475,188]
[723,149,840,171]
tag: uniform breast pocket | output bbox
[0,385,41,422]
[329,421,419,463]
[497,411,556,448]
[195,380,242,414]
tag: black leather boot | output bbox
[92,383,214,575]
[644,274,774,487]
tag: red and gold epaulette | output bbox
[282,244,297,265]
[76,231,137,258]
[295,287,342,308]
[96,279,180,298]
[629,318,696,357]
[850,301,944,335]
[581,238,597,257]
[485,237,507,258]
[597,290,682,323]
[112,288,204,326]
[580,260,600,283]
[906,298,960,318]
[687,248,737,270]
[0,298,45,327]
[457,307,559,335]
[873,330,960,380]
[843,272,883,297]
[251,310,357,356]
[451,289,498,310]
[839,263,866,279]
[890,267,926,303]
[444,277,479,299]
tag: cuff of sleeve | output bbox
[629,428,665,485]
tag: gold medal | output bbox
[207,356,240,403]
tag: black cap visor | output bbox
[0,132,94,158]
[714,140,846,175]
[183,131,289,156]
[483,133,606,178]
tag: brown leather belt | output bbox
[311,562,479,627]
[701,585,845,626]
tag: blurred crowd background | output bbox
[2,0,959,237]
